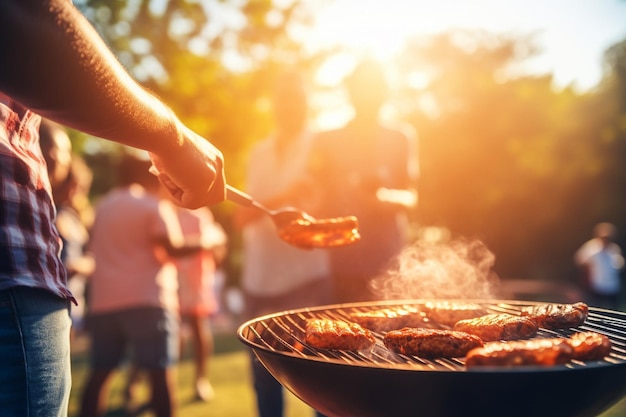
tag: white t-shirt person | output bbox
[575,223,624,309]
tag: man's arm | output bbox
[0,0,225,208]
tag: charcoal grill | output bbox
[238,299,626,417]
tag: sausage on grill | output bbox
[305,318,375,351]
[568,331,612,361]
[422,301,488,327]
[350,307,426,332]
[384,327,484,358]
[520,302,589,329]
[465,338,574,368]
[454,313,538,342]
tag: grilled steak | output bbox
[278,216,360,249]
[520,302,589,329]
[465,338,574,368]
[454,313,538,341]
[384,328,484,358]
[422,301,488,327]
[568,331,612,361]
[350,306,426,332]
[305,318,375,351]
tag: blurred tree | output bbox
[589,39,626,240]
[394,30,626,283]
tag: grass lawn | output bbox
[68,329,626,417]
[68,331,318,417]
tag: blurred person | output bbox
[39,119,73,191]
[56,156,95,338]
[40,119,95,338]
[574,222,625,310]
[78,154,216,417]
[308,58,419,303]
[124,205,227,406]
[233,70,331,417]
[0,1,224,415]
[173,205,227,402]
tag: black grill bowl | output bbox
[238,300,626,417]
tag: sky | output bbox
[303,0,626,91]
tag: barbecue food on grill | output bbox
[384,328,484,358]
[278,216,360,249]
[350,306,426,332]
[465,338,574,368]
[567,331,612,361]
[305,318,375,351]
[422,301,489,327]
[520,302,589,329]
[453,313,538,342]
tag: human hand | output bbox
[150,124,226,209]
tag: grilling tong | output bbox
[226,185,360,249]
[226,185,315,229]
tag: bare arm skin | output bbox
[0,0,225,208]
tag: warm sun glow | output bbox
[304,0,626,91]
[300,0,626,129]
[307,1,494,63]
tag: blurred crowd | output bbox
[40,121,229,416]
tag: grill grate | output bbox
[240,300,626,372]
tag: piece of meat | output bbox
[383,328,484,358]
[453,313,538,342]
[422,301,488,327]
[305,318,375,351]
[350,306,425,332]
[278,216,360,249]
[465,338,574,368]
[567,331,612,361]
[520,302,589,329]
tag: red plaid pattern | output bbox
[0,99,74,302]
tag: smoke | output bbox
[370,237,500,300]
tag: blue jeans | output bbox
[0,286,72,417]
[86,307,179,369]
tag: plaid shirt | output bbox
[0,98,74,303]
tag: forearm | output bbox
[156,237,205,259]
[0,0,180,155]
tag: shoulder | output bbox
[249,137,275,156]
[576,239,601,258]
[311,128,345,151]
[381,121,417,143]
[314,127,346,141]
[608,243,623,255]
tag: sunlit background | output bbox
[63,1,626,416]
[73,0,626,291]
[306,0,626,128]
[308,0,626,89]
